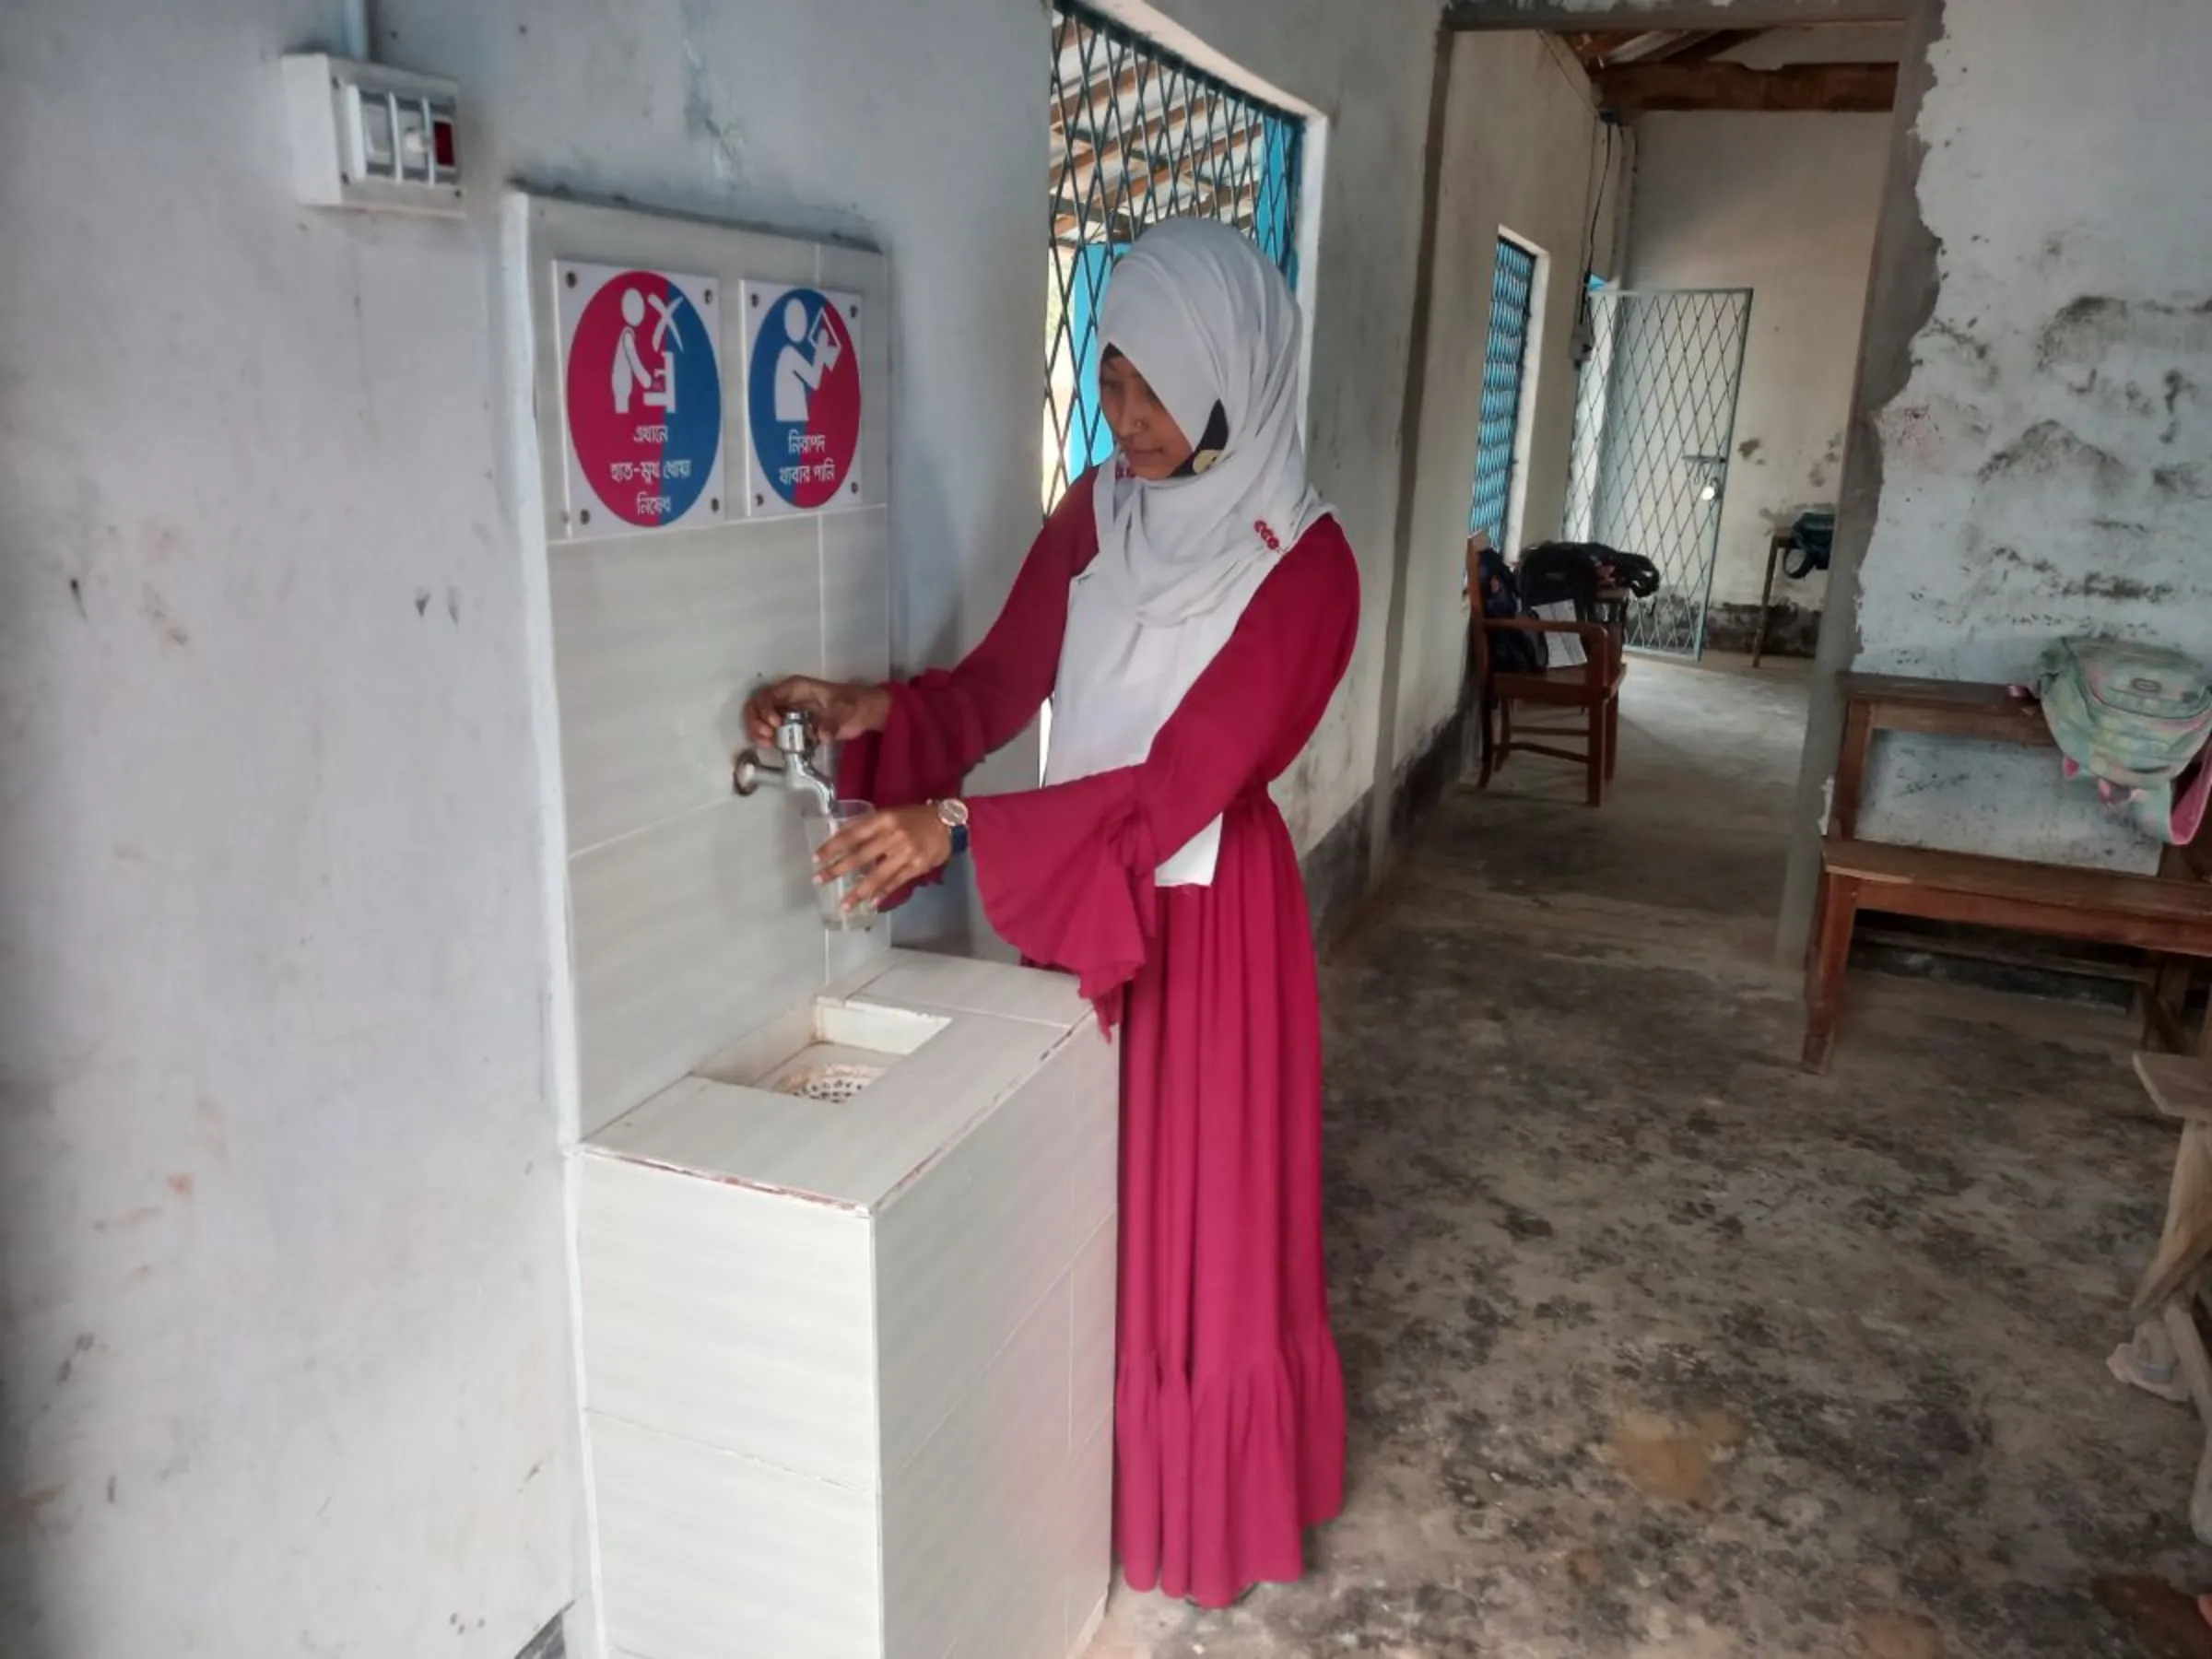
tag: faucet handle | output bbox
[775,708,818,755]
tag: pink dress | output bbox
[841,471,1356,1606]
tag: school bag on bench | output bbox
[2027,636,2212,844]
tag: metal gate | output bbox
[1562,287,1752,658]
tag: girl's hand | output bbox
[744,677,893,747]
[815,806,953,911]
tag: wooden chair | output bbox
[2143,830,2212,1054]
[2123,1053,2212,1544]
[1464,538,1626,807]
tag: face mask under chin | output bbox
[1168,401,1231,479]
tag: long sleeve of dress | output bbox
[967,523,1361,1015]
[835,473,1097,810]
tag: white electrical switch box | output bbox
[281,53,463,217]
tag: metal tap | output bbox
[733,708,837,816]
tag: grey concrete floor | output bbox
[1089,654,2206,1658]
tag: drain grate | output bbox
[774,1064,882,1103]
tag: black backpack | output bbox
[1474,544,1546,676]
[1520,540,1662,606]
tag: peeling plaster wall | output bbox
[1850,0,2212,867]
[1395,32,1628,761]
[1624,112,1888,615]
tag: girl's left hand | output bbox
[815,806,953,911]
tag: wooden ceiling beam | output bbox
[1050,64,1138,136]
[1641,28,1764,63]
[1592,59,1898,112]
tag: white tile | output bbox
[859,955,1092,1030]
[579,1154,879,1488]
[816,243,891,512]
[1058,1032,1121,1235]
[816,1000,945,1056]
[1070,1593,1110,1659]
[824,951,900,1004]
[881,1282,1071,1659]
[587,1010,1057,1210]
[550,500,822,855]
[1064,1415,1114,1659]
[1070,1212,1117,1450]
[947,1579,1063,1659]
[875,1068,1077,1478]
[822,508,891,686]
[682,998,941,1095]
[569,794,822,1135]
[687,1002,821,1097]
[517,198,821,545]
[590,1413,881,1659]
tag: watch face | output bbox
[939,798,971,829]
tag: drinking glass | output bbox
[801,799,879,932]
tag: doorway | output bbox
[1562,284,1754,659]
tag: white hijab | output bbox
[1046,218,1328,888]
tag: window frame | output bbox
[1043,0,1311,512]
[1469,229,1547,559]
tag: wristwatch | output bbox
[934,797,971,858]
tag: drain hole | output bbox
[774,1064,882,1102]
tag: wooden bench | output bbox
[1804,840,2212,1071]
[2143,833,2212,1055]
[2121,1053,2212,1545]
[1832,671,2052,841]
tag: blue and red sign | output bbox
[742,284,863,515]
[559,264,724,537]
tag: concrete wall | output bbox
[1839,0,2212,871]
[0,0,1041,1653]
[1624,112,1889,617]
[1394,32,1626,762]
[0,0,1470,1653]
[1115,0,1445,852]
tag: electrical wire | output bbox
[1536,31,1603,117]
[1582,118,1616,287]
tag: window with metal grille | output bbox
[1044,1,1305,511]
[1469,235,1540,552]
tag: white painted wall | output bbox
[1625,112,1889,613]
[0,0,1508,1653]
[1395,32,1628,760]
[0,4,581,1653]
[0,0,1041,1652]
[1853,0,2212,867]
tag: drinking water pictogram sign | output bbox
[558,263,725,538]
[741,284,863,516]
